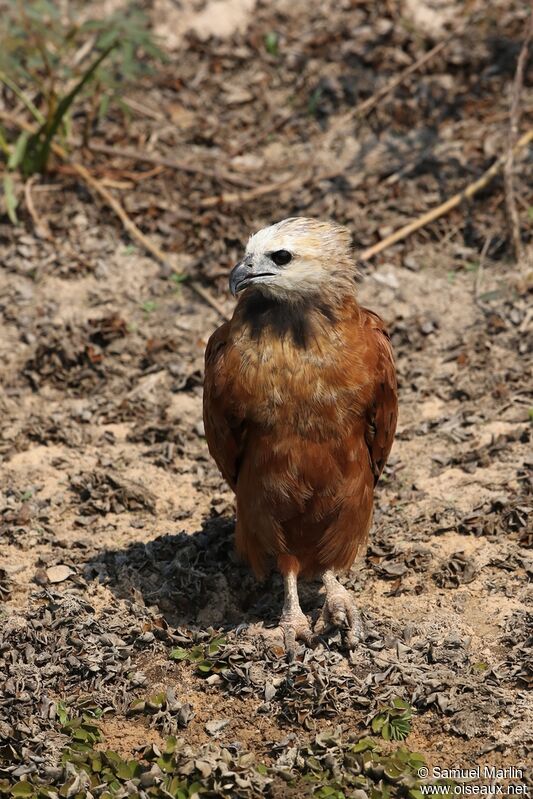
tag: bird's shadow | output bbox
[84,515,324,632]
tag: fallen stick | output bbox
[0,110,231,321]
[198,170,311,208]
[86,141,255,189]
[359,128,533,261]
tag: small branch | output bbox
[87,142,255,189]
[359,128,533,261]
[23,175,53,240]
[503,3,533,266]
[121,95,167,122]
[198,171,311,208]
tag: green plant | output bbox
[170,272,188,293]
[141,299,157,314]
[308,86,324,116]
[371,698,414,741]
[0,0,165,200]
[264,31,279,56]
[170,635,227,675]
[300,734,428,799]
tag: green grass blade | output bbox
[0,70,45,124]
[24,41,116,174]
[0,125,11,157]
[8,130,30,169]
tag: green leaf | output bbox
[207,636,226,655]
[10,783,34,797]
[170,646,189,661]
[392,698,411,710]
[115,760,140,780]
[98,91,111,120]
[371,714,385,734]
[351,737,378,753]
[3,174,18,224]
[156,754,175,774]
[97,29,119,49]
[148,691,167,708]
[188,646,205,663]
[264,32,279,56]
[0,125,12,156]
[56,700,69,724]
[390,719,411,740]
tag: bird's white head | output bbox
[229,217,356,303]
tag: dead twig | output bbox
[359,128,533,261]
[198,170,312,208]
[86,142,255,189]
[197,162,351,208]
[23,175,54,241]
[0,111,231,321]
[503,3,533,267]
[122,95,167,121]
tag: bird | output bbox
[203,217,397,653]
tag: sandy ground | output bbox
[0,0,531,794]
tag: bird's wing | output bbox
[202,323,244,492]
[362,310,398,484]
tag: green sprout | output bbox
[371,698,414,741]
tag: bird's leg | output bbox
[315,570,363,648]
[279,571,314,659]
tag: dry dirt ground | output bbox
[0,0,532,796]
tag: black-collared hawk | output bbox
[203,217,397,653]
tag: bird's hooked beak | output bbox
[229,255,276,296]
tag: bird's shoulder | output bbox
[205,321,231,365]
[358,305,391,334]
[351,305,395,367]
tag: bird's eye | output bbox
[270,249,292,266]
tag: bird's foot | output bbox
[315,578,363,649]
[279,607,315,660]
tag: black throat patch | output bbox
[240,291,336,349]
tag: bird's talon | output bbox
[316,581,363,649]
[279,610,315,658]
